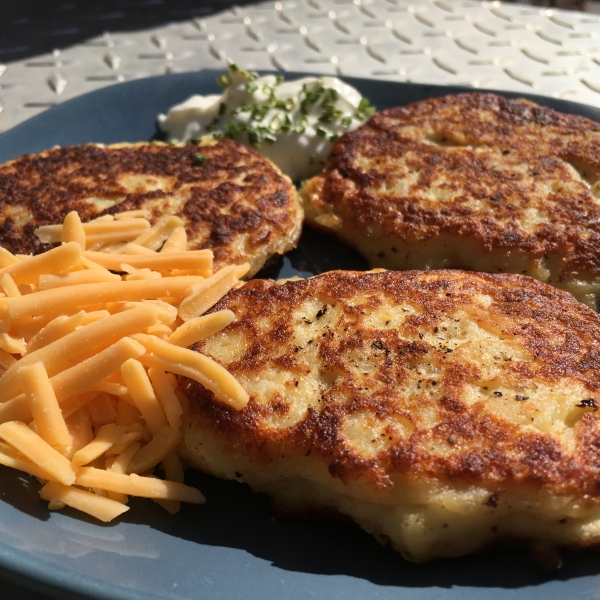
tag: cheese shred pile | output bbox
[0,210,249,522]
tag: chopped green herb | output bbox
[281,113,293,133]
[193,154,207,165]
[295,117,307,134]
[190,137,201,144]
[249,70,260,81]
[224,121,246,138]
[217,74,230,89]
[247,128,261,147]
[270,114,283,131]
[341,115,352,128]
[245,82,258,93]
[232,103,252,116]
[308,154,316,165]
[252,104,270,121]
[316,126,328,138]
[211,130,223,139]
[357,98,370,112]
[219,102,227,116]
[229,63,239,73]
[356,97,375,120]
[275,75,284,85]
[329,88,340,101]
[329,133,339,143]
[168,139,179,146]
[284,97,296,111]
[319,104,343,123]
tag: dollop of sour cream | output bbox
[157,65,375,181]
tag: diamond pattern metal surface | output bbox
[0,0,599,132]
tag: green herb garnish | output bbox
[217,74,230,89]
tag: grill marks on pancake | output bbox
[303,92,600,278]
[0,141,301,275]
[184,270,600,494]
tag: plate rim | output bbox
[1,69,600,600]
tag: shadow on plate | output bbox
[256,227,370,281]
[117,468,600,591]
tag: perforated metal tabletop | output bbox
[0,0,599,133]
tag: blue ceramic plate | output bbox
[1,72,600,600]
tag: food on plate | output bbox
[301,92,600,309]
[0,210,249,522]
[0,139,302,277]
[158,64,375,181]
[181,268,600,562]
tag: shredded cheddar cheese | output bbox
[0,210,249,522]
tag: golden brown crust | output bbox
[183,269,600,497]
[0,140,302,275]
[300,93,600,299]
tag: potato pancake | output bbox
[182,269,600,562]
[301,93,600,308]
[0,139,302,276]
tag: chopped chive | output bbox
[316,126,328,138]
[249,70,260,81]
[270,114,283,131]
[246,82,258,93]
[318,105,343,123]
[329,133,339,143]
[251,104,270,121]
[284,97,296,111]
[341,115,352,128]
[295,117,307,134]
[229,63,239,73]
[217,74,230,89]
[194,154,207,165]
[356,98,375,120]
[190,137,201,144]
[247,128,261,147]
[224,121,246,138]
[219,102,227,116]
[357,98,370,112]
[308,154,316,165]
[168,139,179,146]
[275,75,284,85]
[329,88,340,101]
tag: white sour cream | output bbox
[157,66,374,181]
